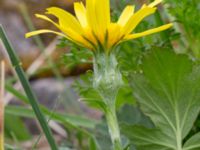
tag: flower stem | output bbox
[105,105,122,150]
[93,50,123,150]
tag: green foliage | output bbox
[60,38,93,68]
[73,71,134,111]
[118,105,153,128]
[3,0,200,149]
[122,48,200,150]
[5,114,31,141]
[5,105,97,129]
[94,121,112,150]
[164,0,200,57]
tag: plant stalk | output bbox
[93,50,123,150]
[0,25,58,150]
[105,105,122,150]
[0,61,5,150]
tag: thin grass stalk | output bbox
[0,25,58,150]
[0,61,5,150]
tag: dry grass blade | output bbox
[0,61,5,150]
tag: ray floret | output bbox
[26,0,172,51]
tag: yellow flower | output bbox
[26,0,172,51]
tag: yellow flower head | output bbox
[26,0,172,51]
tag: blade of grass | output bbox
[0,25,58,150]
[5,105,97,129]
[5,105,95,140]
[5,83,98,128]
[0,61,5,150]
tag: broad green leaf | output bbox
[122,124,176,150]
[125,48,200,150]
[95,121,112,150]
[183,133,200,150]
[118,105,153,127]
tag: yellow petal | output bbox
[124,23,173,40]
[25,29,93,49]
[35,13,89,47]
[96,0,110,42]
[122,7,156,35]
[95,0,110,28]
[148,0,162,8]
[74,2,88,28]
[62,28,93,49]
[86,0,110,44]
[86,0,101,43]
[118,5,135,26]
[86,0,97,33]
[25,29,67,38]
[107,23,122,49]
[35,14,60,29]
[46,7,83,33]
[83,28,98,47]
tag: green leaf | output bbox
[118,105,153,127]
[5,114,31,141]
[73,71,135,111]
[95,121,112,150]
[122,124,176,150]
[5,105,98,129]
[183,133,200,150]
[125,48,200,150]
[89,137,100,150]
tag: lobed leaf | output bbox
[123,48,200,150]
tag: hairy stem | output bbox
[106,105,122,150]
[93,50,123,150]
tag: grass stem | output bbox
[0,25,58,150]
[0,61,5,150]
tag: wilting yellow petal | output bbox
[124,23,173,40]
[74,2,88,28]
[118,5,135,26]
[148,0,162,8]
[122,7,156,35]
[46,7,83,33]
[25,29,67,38]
